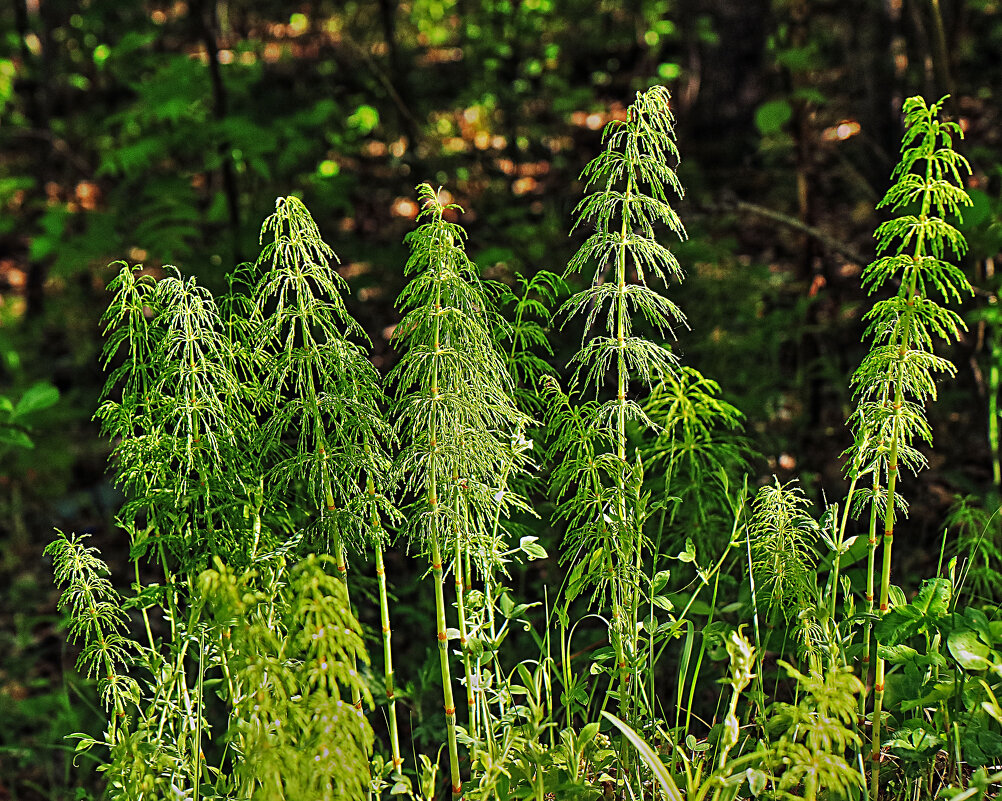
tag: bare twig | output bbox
[707,194,871,268]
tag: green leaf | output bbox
[519,535,548,560]
[913,577,951,618]
[754,100,792,135]
[12,382,59,419]
[746,768,768,797]
[888,584,908,609]
[964,607,994,645]
[560,684,588,708]
[879,643,920,663]
[948,628,992,671]
[675,538,696,563]
[121,583,167,611]
[652,595,674,611]
[580,721,600,744]
[0,427,33,449]
[506,603,531,619]
[651,569,671,595]
[667,593,712,616]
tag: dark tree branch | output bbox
[706,194,871,269]
[192,0,242,263]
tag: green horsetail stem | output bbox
[844,96,972,799]
[559,85,687,734]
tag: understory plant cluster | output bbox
[48,88,1002,801]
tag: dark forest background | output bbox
[3,1,1002,797]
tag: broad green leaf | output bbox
[900,680,957,711]
[964,607,994,645]
[879,643,920,663]
[12,382,59,419]
[519,535,548,560]
[885,724,945,756]
[948,628,992,671]
[913,577,951,618]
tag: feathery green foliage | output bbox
[202,555,374,801]
[389,182,532,798]
[848,95,972,514]
[553,86,689,732]
[562,85,686,430]
[643,365,749,548]
[502,269,565,415]
[97,261,253,569]
[844,95,973,800]
[60,197,398,801]
[946,495,1002,602]
[45,531,139,720]
[390,183,532,572]
[749,479,819,625]
[249,196,394,555]
[766,664,864,801]
[47,89,1001,801]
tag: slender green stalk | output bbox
[454,478,477,725]
[860,474,880,709]
[371,485,403,773]
[432,527,463,799]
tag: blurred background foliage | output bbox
[4,0,1002,796]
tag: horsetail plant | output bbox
[46,531,139,742]
[201,554,375,801]
[246,196,398,728]
[249,196,394,565]
[51,87,1002,801]
[845,95,973,798]
[96,261,253,579]
[86,262,255,798]
[389,183,532,799]
[555,85,687,725]
[748,479,819,638]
